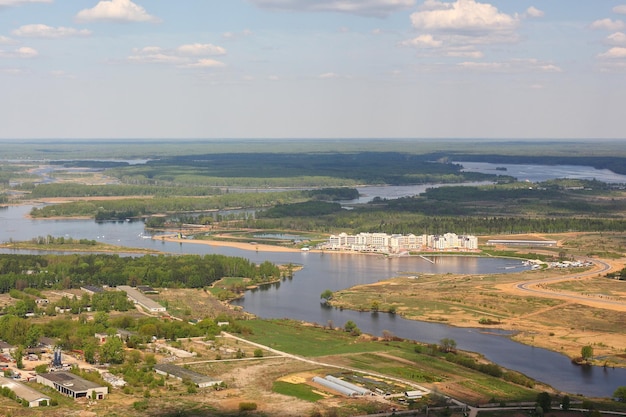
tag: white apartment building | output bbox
[326,232,477,253]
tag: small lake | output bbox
[460,162,626,184]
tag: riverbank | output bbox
[328,262,626,368]
[0,241,159,254]
[153,233,306,253]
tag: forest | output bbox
[0,253,280,294]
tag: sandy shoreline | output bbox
[154,234,307,253]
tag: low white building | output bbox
[0,376,51,407]
[154,363,221,388]
[117,285,166,313]
[36,371,108,400]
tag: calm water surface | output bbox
[2,187,626,397]
[460,162,626,184]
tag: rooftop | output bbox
[117,285,166,311]
[39,371,105,392]
[0,376,51,403]
[154,363,220,386]
[81,285,104,293]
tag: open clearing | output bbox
[331,232,626,366]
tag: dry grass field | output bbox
[331,232,626,366]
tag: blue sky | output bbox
[1,0,625,139]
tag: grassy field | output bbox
[272,381,325,402]
[240,319,555,405]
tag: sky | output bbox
[1,0,625,140]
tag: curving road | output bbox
[514,259,626,310]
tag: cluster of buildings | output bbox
[324,232,478,254]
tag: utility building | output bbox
[0,376,51,407]
[36,372,108,400]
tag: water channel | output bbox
[1,199,625,397]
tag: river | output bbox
[1,200,624,397]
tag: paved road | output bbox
[515,259,625,309]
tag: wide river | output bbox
[4,162,626,398]
[1,198,625,397]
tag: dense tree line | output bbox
[29,191,309,219]
[106,152,498,186]
[0,253,280,293]
[224,178,626,234]
[21,183,223,198]
[259,201,343,218]
[248,209,626,235]
[28,188,361,220]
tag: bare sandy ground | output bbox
[155,234,305,253]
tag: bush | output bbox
[133,400,149,411]
[239,402,258,412]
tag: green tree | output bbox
[83,340,97,364]
[25,325,42,348]
[536,392,551,412]
[561,395,570,410]
[14,345,24,369]
[614,386,626,402]
[100,336,125,364]
[320,289,333,302]
[581,345,594,361]
[439,338,457,353]
[343,320,360,336]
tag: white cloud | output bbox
[249,0,415,17]
[410,0,518,34]
[319,72,339,79]
[0,35,14,44]
[444,46,483,58]
[525,6,544,18]
[613,5,626,14]
[606,32,626,45]
[589,18,625,31]
[222,29,253,40]
[1,68,27,75]
[76,0,160,23]
[0,46,38,58]
[128,51,185,64]
[400,34,442,48]
[0,0,51,6]
[599,46,626,59]
[128,42,227,68]
[598,61,626,72]
[184,59,226,68]
[177,43,226,56]
[457,58,562,73]
[401,1,524,61]
[12,24,92,38]
[49,70,77,79]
